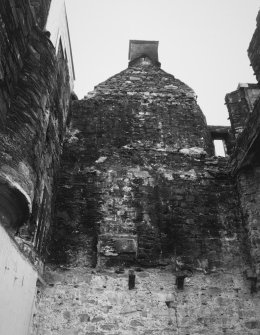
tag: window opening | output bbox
[214,139,226,157]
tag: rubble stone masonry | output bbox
[51,60,242,270]
[2,2,260,333]
[0,1,73,334]
[34,55,260,334]
[34,266,260,335]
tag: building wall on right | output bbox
[248,11,260,82]
[225,84,260,138]
[227,10,260,291]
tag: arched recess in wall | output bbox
[0,179,30,233]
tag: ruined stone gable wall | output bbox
[37,49,260,335]
[51,64,244,273]
[38,86,260,335]
[90,64,212,152]
[0,0,71,267]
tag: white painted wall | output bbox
[46,0,75,90]
[0,224,37,335]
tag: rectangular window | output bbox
[214,139,226,157]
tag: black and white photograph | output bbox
[0,1,260,334]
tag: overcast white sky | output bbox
[65,0,260,126]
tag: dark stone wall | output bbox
[225,84,260,138]
[228,10,260,290]
[35,11,260,335]
[29,0,51,29]
[51,62,243,273]
[0,0,71,267]
[248,11,260,82]
[231,98,260,173]
[0,0,36,125]
[230,97,260,291]
[90,64,212,152]
[236,166,260,290]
